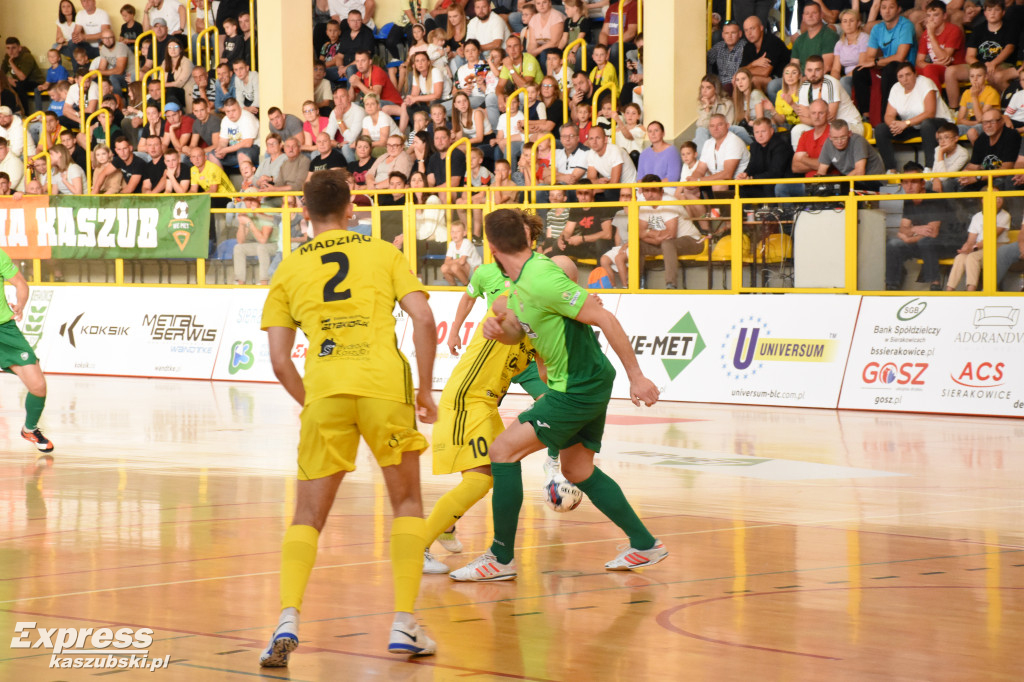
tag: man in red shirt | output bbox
[349,49,402,118]
[775,99,830,198]
[916,1,965,99]
[597,0,638,72]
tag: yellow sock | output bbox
[425,472,493,544]
[280,524,320,612]
[391,516,428,613]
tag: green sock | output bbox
[575,466,656,550]
[547,448,558,461]
[24,393,45,431]
[489,461,523,565]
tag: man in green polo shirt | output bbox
[450,209,667,582]
[789,3,839,72]
[0,249,54,453]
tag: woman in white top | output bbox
[451,92,491,146]
[361,93,400,155]
[55,0,77,51]
[399,52,450,132]
[494,94,525,167]
[875,62,954,170]
[831,9,868,96]
[407,170,447,274]
[49,144,84,195]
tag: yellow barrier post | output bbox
[707,0,713,50]
[195,26,220,70]
[134,31,158,87]
[616,0,642,90]
[729,194,742,291]
[530,133,556,204]
[186,1,193,61]
[142,67,168,118]
[844,196,858,291]
[505,87,530,164]
[981,182,997,293]
[627,197,639,290]
[591,83,618,139]
[249,0,257,69]
[22,111,47,182]
[562,37,587,122]
[447,136,473,236]
[79,70,103,130]
[83,109,112,189]
[727,0,732,21]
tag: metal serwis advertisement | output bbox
[603,294,861,408]
[840,297,1024,416]
[39,287,232,378]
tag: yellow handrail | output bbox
[505,87,530,163]
[142,67,168,119]
[562,37,587,122]
[195,26,220,70]
[134,30,158,86]
[616,0,641,88]
[30,150,53,195]
[186,0,192,61]
[446,136,473,236]
[637,0,643,34]
[22,111,47,182]
[79,70,103,128]
[591,82,618,139]
[84,109,112,189]
[707,0,713,50]
[248,0,256,69]
[529,133,556,204]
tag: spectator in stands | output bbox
[0,138,24,191]
[559,0,591,70]
[637,178,703,290]
[63,68,99,130]
[589,44,617,92]
[347,136,374,187]
[637,120,680,184]
[188,98,221,154]
[833,9,869,97]
[996,221,1024,290]
[958,109,1019,191]
[161,147,191,192]
[776,99,830,197]
[427,126,468,196]
[815,118,885,191]
[111,135,145,192]
[299,100,330,154]
[450,91,491,149]
[234,194,278,285]
[931,121,970,192]
[852,0,915,117]
[947,0,1017,105]
[497,35,543,115]
[214,63,236,112]
[741,15,789,101]
[597,0,638,70]
[361,93,401,155]
[955,61,1000,143]
[525,0,564,63]
[350,50,403,112]
[400,52,450,131]
[94,29,130,95]
[875,62,954,171]
[72,0,112,59]
[467,0,510,55]
[49,144,84,194]
[945,196,1011,291]
[56,0,78,57]
[143,0,186,36]
[237,11,255,68]
[694,74,748,148]
[690,113,750,199]
[1003,69,1024,133]
[440,220,479,285]
[916,1,966,101]
[886,163,955,291]
[2,38,44,112]
[254,133,286,190]
[161,102,196,156]
[556,180,614,263]
[406,129,435,182]
[60,129,86,169]
[149,17,172,63]
[553,122,587,188]
[307,131,346,177]
[231,59,259,115]
[790,55,864,149]
[87,143,123,194]
[324,86,364,162]
[586,126,636,200]
[135,103,167,147]
[267,137,310,196]
[706,21,746,90]
[211,97,260,168]
[367,134,413,188]
[221,17,247,66]
[337,9,376,80]
[738,117,792,198]
[494,94,526,168]
[732,68,769,139]
[0,106,26,159]
[163,39,193,105]
[789,4,837,73]
[140,135,167,192]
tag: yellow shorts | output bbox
[297,394,428,480]
[431,404,504,475]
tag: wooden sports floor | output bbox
[1,375,1021,681]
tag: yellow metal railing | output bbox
[79,70,103,127]
[1,170,1022,294]
[29,149,53,195]
[185,0,211,62]
[134,30,158,85]
[22,111,47,182]
[616,0,641,91]
[195,26,220,70]
[248,0,256,69]
[83,109,112,189]
[562,37,587,122]
[142,67,167,118]
[505,87,530,162]
[591,83,618,139]
[446,136,473,236]
[529,133,556,203]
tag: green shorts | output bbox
[0,320,37,373]
[517,385,612,453]
[511,362,547,400]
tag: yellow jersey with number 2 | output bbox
[261,230,427,406]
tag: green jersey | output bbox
[508,253,614,394]
[466,263,511,308]
[0,251,17,325]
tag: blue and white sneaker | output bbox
[259,618,298,667]
[388,621,436,656]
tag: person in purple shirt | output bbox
[636,121,682,182]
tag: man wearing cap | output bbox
[95,29,130,95]
[143,0,187,36]
[150,17,172,64]
[2,38,44,113]
[0,138,24,192]
[0,106,27,159]
[161,102,197,156]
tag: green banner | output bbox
[32,195,211,260]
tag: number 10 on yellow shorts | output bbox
[431,406,504,475]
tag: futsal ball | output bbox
[544,479,583,512]
[587,266,613,289]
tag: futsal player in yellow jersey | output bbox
[259,170,439,666]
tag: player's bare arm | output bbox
[483,297,526,345]
[400,290,438,424]
[447,292,476,356]
[575,295,659,407]
[267,326,305,406]
[10,272,29,322]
